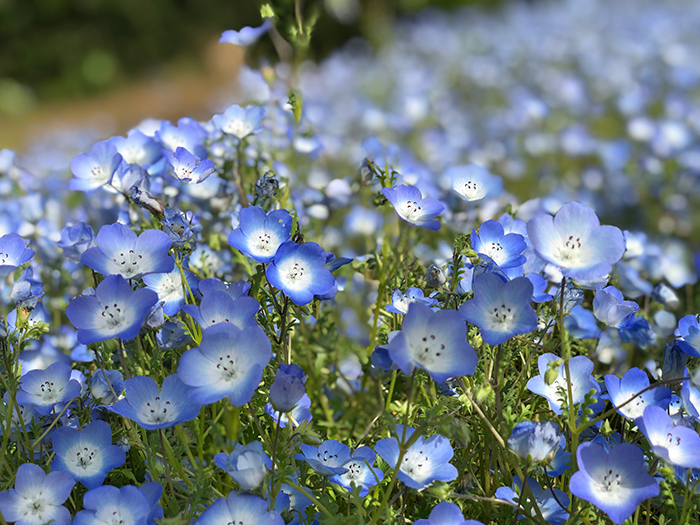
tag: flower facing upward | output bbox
[69,140,123,192]
[228,206,292,263]
[16,362,81,415]
[387,302,477,382]
[604,367,671,420]
[73,485,150,525]
[329,447,385,497]
[636,405,700,468]
[527,201,625,281]
[459,273,538,346]
[414,501,484,525]
[265,242,336,305]
[471,220,527,269]
[212,105,265,139]
[194,492,283,525]
[570,442,659,524]
[164,147,215,184]
[0,463,76,525]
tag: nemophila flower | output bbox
[195,491,283,525]
[593,286,639,327]
[652,283,680,310]
[2,394,39,440]
[198,278,250,300]
[0,233,34,277]
[143,263,199,317]
[414,501,483,525]
[182,291,259,330]
[111,374,201,430]
[16,362,81,415]
[214,441,271,490]
[219,20,272,46]
[69,140,123,192]
[178,323,271,406]
[228,206,292,263]
[525,274,553,303]
[295,440,350,476]
[11,267,44,310]
[681,377,700,421]
[161,208,197,248]
[156,118,208,158]
[264,393,312,428]
[213,105,265,139]
[386,302,477,382]
[382,185,444,231]
[527,201,625,280]
[56,223,95,262]
[0,463,75,525]
[108,129,161,168]
[526,354,599,415]
[269,364,307,413]
[329,447,385,497]
[447,163,503,202]
[164,147,215,183]
[81,223,173,279]
[315,253,353,301]
[675,314,700,357]
[266,241,335,305]
[495,477,569,525]
[89,369,124,405]
[545,436,571,477]
[618,315,657,349]
[604,367,671,420]
[66,275,158,345]
[507,421,562,464]
[139,481,164,525]
[564,305,600,339]
[51,420,126,489]
[375,425,457,490]
[459,273,538,346]
[637,405,700,468]
[73,485,150,525]
[570,442,659,524]
[471,220,527,269]
[662,342,687,382]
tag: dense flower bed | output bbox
[2,0,700,524]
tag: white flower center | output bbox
[0,251,10,264]
[410,333,445,367]
[341,460,363,481]
[399,200,422,221]
[401,448,430,478]
[99,302,126,329]
[37,380,62,404]
[224,120,254,138]
[557,235,584,262]
[253,233,273,255]
[139,395,177,425]
[112,249,143,278]
[216,353,239,382]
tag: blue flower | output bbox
[525,274,554,303]
[66,275,158,345]
[264,393,312,428]
[414,501,484,525]
[618,315,656,349]
[89,369,125,406]
[329,447,384,497]
[447,163,503,202]
[164,147,216,183]
[143,261,199,317]
[56,223,96,262]
[266,241,336,305]
[214,441,271,490]
[507,421,562,464]
[73,485,150,525]
[387,302,477,382]
[156,118,208,158]
[527,201,625,280]
[564,305,600,339]
[604,367,671,420]
[681,376,700,421]
[228,206,292,263]
[382,185,444,231]
[195,491,283,525]
[219,20,273,47]
[526,354,599,415]
[570,442,659,524]
[108,129,162,168]
[471,220,527,269]
[269,364,307,413]
[295,440,351,476]
[386,287,437,314]
[637,405,700,468]
[495,477,569,525]
[182,290,259,330]
[111,374,201,430]
[81,223,173,279]
[161,208,198,248]
[675,314,700,357]
[51,420,126,489]
[0,463,75,525]
[16,362,81,415]
[139,482,164,525]
[69,140,123,192]
[593,286,639,327]
[213,105,265,139]
[177,323,271,406]
[11,267,44,310]
[0,233,34,277]
[198,278,250,300]
[375,425,457,490]
[459,273,538,346]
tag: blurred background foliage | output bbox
[0,0,502,106]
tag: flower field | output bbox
[2,0,700,524]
